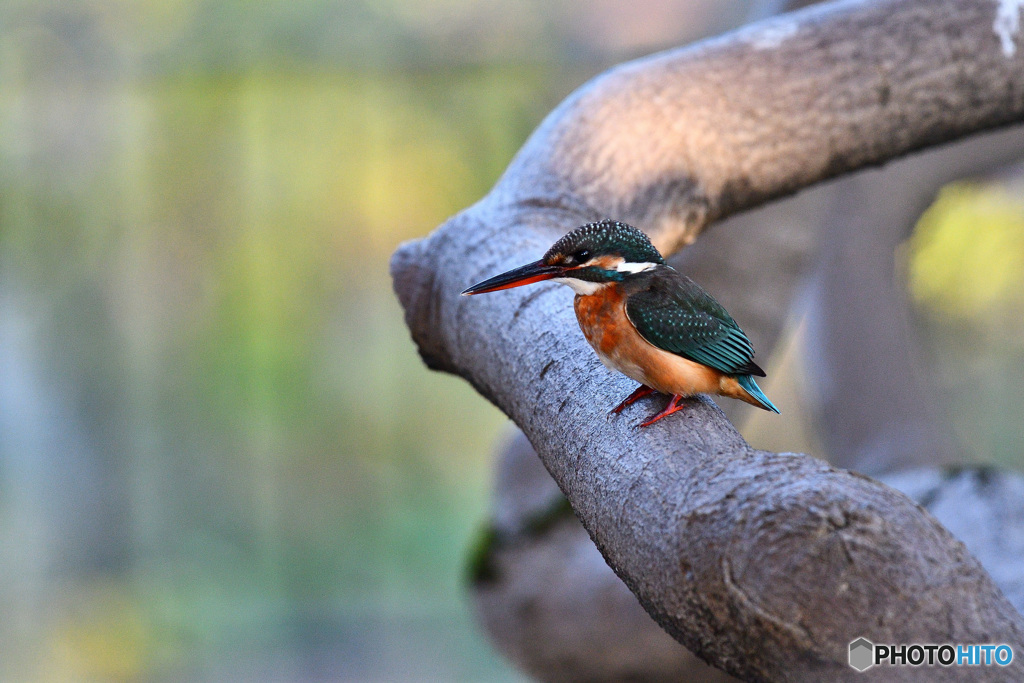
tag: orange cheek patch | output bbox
[593,255,622,271]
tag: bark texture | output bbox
[393,1,1024,680]
[473,440,1024,682]
[494,0,1024,257]
[472,431,738,683]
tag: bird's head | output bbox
[462,220,665,296]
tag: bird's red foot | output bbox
[610,385,657,414]
[637,394,687,428]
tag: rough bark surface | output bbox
[472,431,738,683]
[468,181,830,683]
[469,187,826,681]
[392,1,1024,680]
[493,0,1024,257]
[474,439,1024,682]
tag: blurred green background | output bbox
[0,1,1022,681]
[0,1,751,680]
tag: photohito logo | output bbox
[849,638,874,672]
[849,638,1013,671]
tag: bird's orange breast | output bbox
[574,286,630,364]
[573,286,739,400]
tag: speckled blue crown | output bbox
[544,220,665,265]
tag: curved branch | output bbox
[472,193,824,680]
[472,438,1024,680]
[471,135,1024,677]
[393,1,1024,679]
[471,431,738,682]
[499,0,1024,255]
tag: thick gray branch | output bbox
[472,431,738,682]
[471,133,1024,679]
[472,192,826,681]
[499,0,1024,256]
[474,438,1024,681]
[393,1,1024,680]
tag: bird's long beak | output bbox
[461,260,564,295]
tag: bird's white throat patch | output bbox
[552,257,658,295]
[553,277,606,296]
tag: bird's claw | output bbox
[634,394,687,428]
[609,384,657,415]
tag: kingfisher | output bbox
[461,220,779,427]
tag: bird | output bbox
[461,219,779,427]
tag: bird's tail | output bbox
[736,375,780,414]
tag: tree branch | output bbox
[498,0,1024,256]
[470,135,1024,679]
[471,431,738,682]
[393,1,1024,679]
[470,191,827,681]
[473,440,1024,681]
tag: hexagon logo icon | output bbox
[849,638,874,672]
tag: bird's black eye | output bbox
[574,249,591,263]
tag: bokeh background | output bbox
[0,1,1022,681]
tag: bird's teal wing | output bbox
[625,272,764,377]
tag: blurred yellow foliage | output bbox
[43,583,153,682]
[906,182,1024,322]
